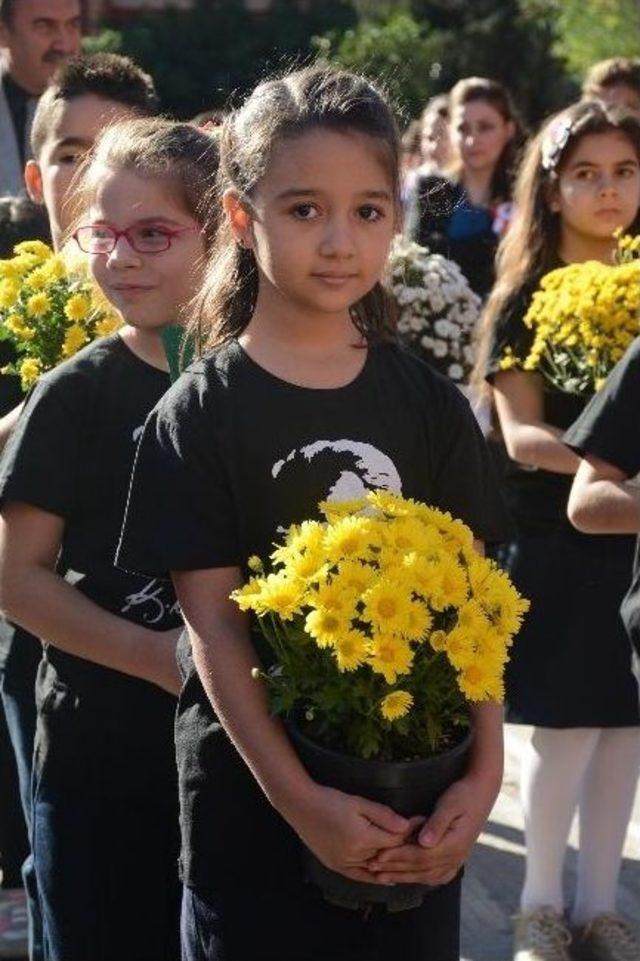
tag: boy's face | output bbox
[0,0,81,95]
[25,94,139,251]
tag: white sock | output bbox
[520,727,599,914]
[571,727,640,927]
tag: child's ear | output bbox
[24,161,44,205]
[546,182,561,213]
[223,189,254,249]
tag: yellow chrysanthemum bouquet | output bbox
[0,240,121,390]
[232,490,529,762]
[500,233,640,394]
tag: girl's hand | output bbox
[282,782,413,883]
[367,773,496,886]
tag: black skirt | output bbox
[497,528,640,727]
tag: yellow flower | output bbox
[26,292,50,319]
[324,515,373,563]
[331,559,377,596]
[444,626,476,670]
[64,293,91,322]
[457,661,501,702]
[383,515,435,556]
[366,488,415,517]
[333,630,368,672]
[95,313,122,337]
[0,278,20,308]
[14,240,52,261]
[25,265,51,291]
[368,634,413,683]
[362,577,415,635]
[380,690,413,721]
[318,497,366,522]
[305,606,350,648]
[43,256,66,281]
[254,572,305,621]
[62,323,88,358]
[248,555,264,573]
[230,576,266,612]
[403,553,443,599]
[429,629,448,652]
[430,553,468,610]
[310,580,356,615]
[19,357,42,390]
[0,260,19,281]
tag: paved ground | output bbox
[461,725,640,961]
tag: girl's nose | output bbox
[106,234,142,269]
[319,217,356,258]
[598,174,618,196]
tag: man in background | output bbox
[0,0,81,197]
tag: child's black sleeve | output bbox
[116,376,241,578]
[0,372,82,518]
[484,285,536,383]
[430,387,509,544]
[564,337,640,478]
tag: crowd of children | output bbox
[0,38,639,961]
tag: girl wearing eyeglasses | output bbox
[0,117,219,961]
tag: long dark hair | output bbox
[474,99,640,383]
[189,64,401,353]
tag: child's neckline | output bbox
[115,331,170,376]
[231,338,372,393]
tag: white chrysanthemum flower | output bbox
[448,363,464,380]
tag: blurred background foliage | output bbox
[84,0,638,125]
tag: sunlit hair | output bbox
[420,93,449,127]
[447,76,524,203]
[473,99,640,383]
[189,63,401,353]
[583,58,640,99]
[68,117,220,251]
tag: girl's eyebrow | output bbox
[570,158,639,170]
[275,187,393,200]
[132,216,185,226]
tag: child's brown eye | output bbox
[359,206,382,222]
[292,204,318,220]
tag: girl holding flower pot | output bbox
[117,65,510,961]
[476,100,640,961]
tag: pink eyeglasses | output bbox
[73,223,198,255]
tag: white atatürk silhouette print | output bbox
[272,439,402,504]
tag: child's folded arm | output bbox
[0,500,181,694]
[568,453,640,535]
[173,565,414,883]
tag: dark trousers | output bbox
[31,668,181,961]
[0,629,44,961]
[180,876,461,961]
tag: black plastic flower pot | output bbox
[287,722,473,912]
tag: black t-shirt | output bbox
[485,270,587,534]
[117,338,508,895]
[0,334,181,766]
[564,336,640,672]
